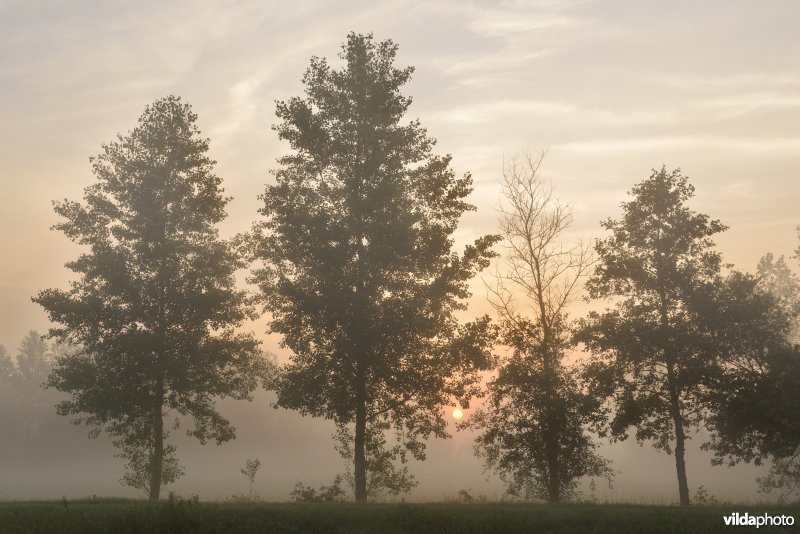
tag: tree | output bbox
[13,330,56,436]
[467,151,611,502]
[576,167,727,506]
[755,252,800,343]
[241,458,261,500]
[17,330,50,387]
[34,96,264,500]
[0,344,19,439]
[701,251,800,502]
[249,33,498,503]
[0,345,16,385]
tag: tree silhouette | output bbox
[241,458,261,500]
[0,345,19,441]
[34,96,264,500]
[0,345,14,381]
[577,167,727,506]
[467,151,611,502]
[17,330,49,387]
[702,250,800,502]
[249,33,498,503]
[13,330,54,436]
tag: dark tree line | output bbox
[0,331,57,442]
[33,32,800,504]
[0,331,90,460]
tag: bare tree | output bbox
[487,149,591,330]
[468,150,610,503]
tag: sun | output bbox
[452,408,463,420]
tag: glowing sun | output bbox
[452,409,463,420]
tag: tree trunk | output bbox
[543,392,561,503]
[673,416,690,506]
[149,378,164,501]
[354,366,368,504]
[542,340,561,504]
[545,435,560,503]
[659,281,690,506]
[666,361,690,506]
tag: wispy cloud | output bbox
[655,72,800,91]
[691,93,800,118]
[556,136,800,153]
[428,99,675,126]
[436,50,555,76]
[467,11,580,36]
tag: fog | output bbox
[0,348,774,503]
[1,0,798,505]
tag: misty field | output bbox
[1,499,798,533]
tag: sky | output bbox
[1,0,799,501]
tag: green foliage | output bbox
[290,476,347,503]
[693,485,718,506]
[577,167,728,505]
[118,441,184,496]
[33,95,264,499]
[471,342,613,502]
[249,33,497,501]
[701,277,798,460]
[334,421,417,499]
[758,447,800,503]
[699,246,800,502]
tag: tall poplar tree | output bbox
[34,96,263,500]
[250,33,497,503]
[577,167,726,506]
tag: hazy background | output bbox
[1,0,798,502]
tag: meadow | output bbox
[1,498,798,533]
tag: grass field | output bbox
[1,498,798,533]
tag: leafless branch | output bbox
[487,148,593,332]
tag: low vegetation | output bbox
[1,498,798,533]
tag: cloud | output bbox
[427,99,675,126]
[692,93,800,118]
[555,136,800,153]
[437,50,556,76]
[467,11,580,36]
[654,72,800,91]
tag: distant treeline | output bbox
[0,332,86,459]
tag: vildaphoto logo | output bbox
[723,512,795,528]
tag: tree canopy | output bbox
[34,96,264,500]
[249,33,497,502]
[702,249,800,501]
